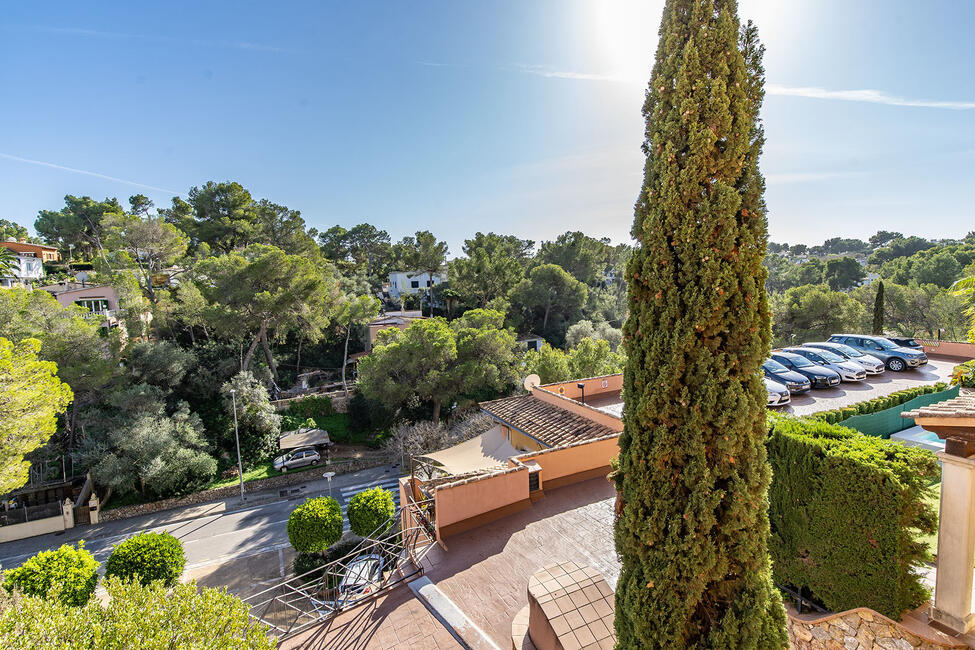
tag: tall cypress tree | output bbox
[872,280,885,335]
[614,1,788,647]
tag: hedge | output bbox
[347,487,395,537]
[1,542,99,607]
[767,415,940,617]
[808,382,948,425]
[287,497,343,553]
[105,532,186,587]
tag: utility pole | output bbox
[231,389,244,503]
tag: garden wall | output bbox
[917,339,975,360]
[786,608,963,649]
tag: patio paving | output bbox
[422,476,619,648]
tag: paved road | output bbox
[0,463,404,575]
[772,356,956,417]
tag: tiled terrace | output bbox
[422,476,619,647]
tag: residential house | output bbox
[0,239,61,263]
[39,281,124,333]
[385,270,447,302]
[517,334,545,352]
[0,252,45,288]
[366,310,425,351]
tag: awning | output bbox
[420,425,520,475]
[279,428,332,450]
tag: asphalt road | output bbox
[0,463,404,576]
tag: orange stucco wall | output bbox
[917,339,975,360]
[519,437,620,486]
[52,286,120,311]
[434,468,529,531]
[533,388,624,432]
[542,374,623,401]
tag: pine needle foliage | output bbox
[614,2,788,647]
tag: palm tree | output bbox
[0,247,19,279]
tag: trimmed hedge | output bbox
[1,542,99,606]
[105,532,186,587]
[287,497,343,553]
[767,415,940,617]
[808,382,948,425]
[347,487,395,537]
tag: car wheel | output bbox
[887,358,906,372]
[281,466,289,473]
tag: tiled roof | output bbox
[480,394,616,448]
[903,394,975,419]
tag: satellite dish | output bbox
[523,374,541,392]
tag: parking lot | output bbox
[773,356,957,417]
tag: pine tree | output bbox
[872,280,885,335]
[614,2,788,647]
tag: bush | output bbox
[287,497,343,553]
[953,360,975,388]
[105,532,185,587]
[0,576,274,649]
[292,553,328,581]
[767,415,940,617]
[282,395,335,420]
[347,487,396,537]
[325,532,364,563]
[809,382,949,424]
[1,542,98,606]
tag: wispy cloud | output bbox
[514,64,633,83]
[767,84,975,110]
[34,25,290,54]
[0,153,179,194]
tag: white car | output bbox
[765,377,791,407]
[337,554,384,605]
[802,342,885,375]
[783,347,866,382]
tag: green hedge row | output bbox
[767,415,940,617]
[807,382,948,425]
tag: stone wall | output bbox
[99,457,385,522]
[271,389,352,413]
[787,608,963,649]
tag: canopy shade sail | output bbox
[279,427,332,450]
[420,425,519,475]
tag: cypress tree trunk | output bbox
[614,2,787,647]
[872,280,885,335]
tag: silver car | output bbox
[802,342,885,375]
[337,554,384,604]
[783,347,866,382]
[764,377,791,407]
[272,447,321,472]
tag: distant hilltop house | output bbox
[0,239,60,288]
[366,310,425,351]
[38,280,128,335]
[384,270,447,301]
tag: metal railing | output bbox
[245,492,437,639]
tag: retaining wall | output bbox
[787,608,963,649]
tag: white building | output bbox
[0,252,45,288]
[385,270,447,300]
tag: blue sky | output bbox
[2,1,973,255]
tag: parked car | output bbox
[770,351,841,388]
[764,377,791,407]
[783,347,866,382]
[801,341,885,375]
[762,358,811,394]
[271,447,322,472]
[337,554,384,604]
[887,336,923,351]
[827,334,927,372]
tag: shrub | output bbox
[287,497,342,553]
[0,576,274,649]
[767,416,940,617]
[1,542,98,606]
[292,553,328,581]
[325,532,364,563]
[105,532,185,587]
[953,360,975,388]
[347,487,396,537]
[809,382,949,424]
[283,395,335,420]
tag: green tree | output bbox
[448,232,532,307]
[287,497,343,553]
[393,231,448,316]
[510,264,588,340]
[872,280,885,335]
[347,487,396,537]
[34,195,124,259]
[771,284,864,346]
[566,338,625,379]
[319,223,392,285]
[335,293,380,397]
[521,343,571,384]
[105,532,185,587]
[174,181,257,253]
[869,230,902,249]
[953,274,975,342]
[0,577,274,649]
[0,219,30,241]
[565,320,623,351]
[0,248,18,278]
[536,231,609,286]
[2,542,98,607]
[614,6,787,646]
[100,210,188,305]
[914,249,962,288]
[220,371,281,466]
[823,256,865,290]
[0,338,73,494]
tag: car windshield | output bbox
[831,344,861,357]
[876,338,898,350]
[763,359,788,373]
[818,350,844,363]
[786,355,813,368]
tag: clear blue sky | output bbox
[2,1,973,254]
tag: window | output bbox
[74,299,110,313]
[426,280,433,287]
[410,280,419,288]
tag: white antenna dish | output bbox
[523,374,541,392]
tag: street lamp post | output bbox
[323,471,336,499]
[230,389,244,503]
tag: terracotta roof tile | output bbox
[480,394,615,448]
[902,394,975,419]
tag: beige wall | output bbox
[533,388,624,432]
[918,339,975,360]
[507,427,546,452]
[434,468,529,532]
[53,286,120,311]
[0,514,66,543]
[541,374,623,401]
[519,437,619,486]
